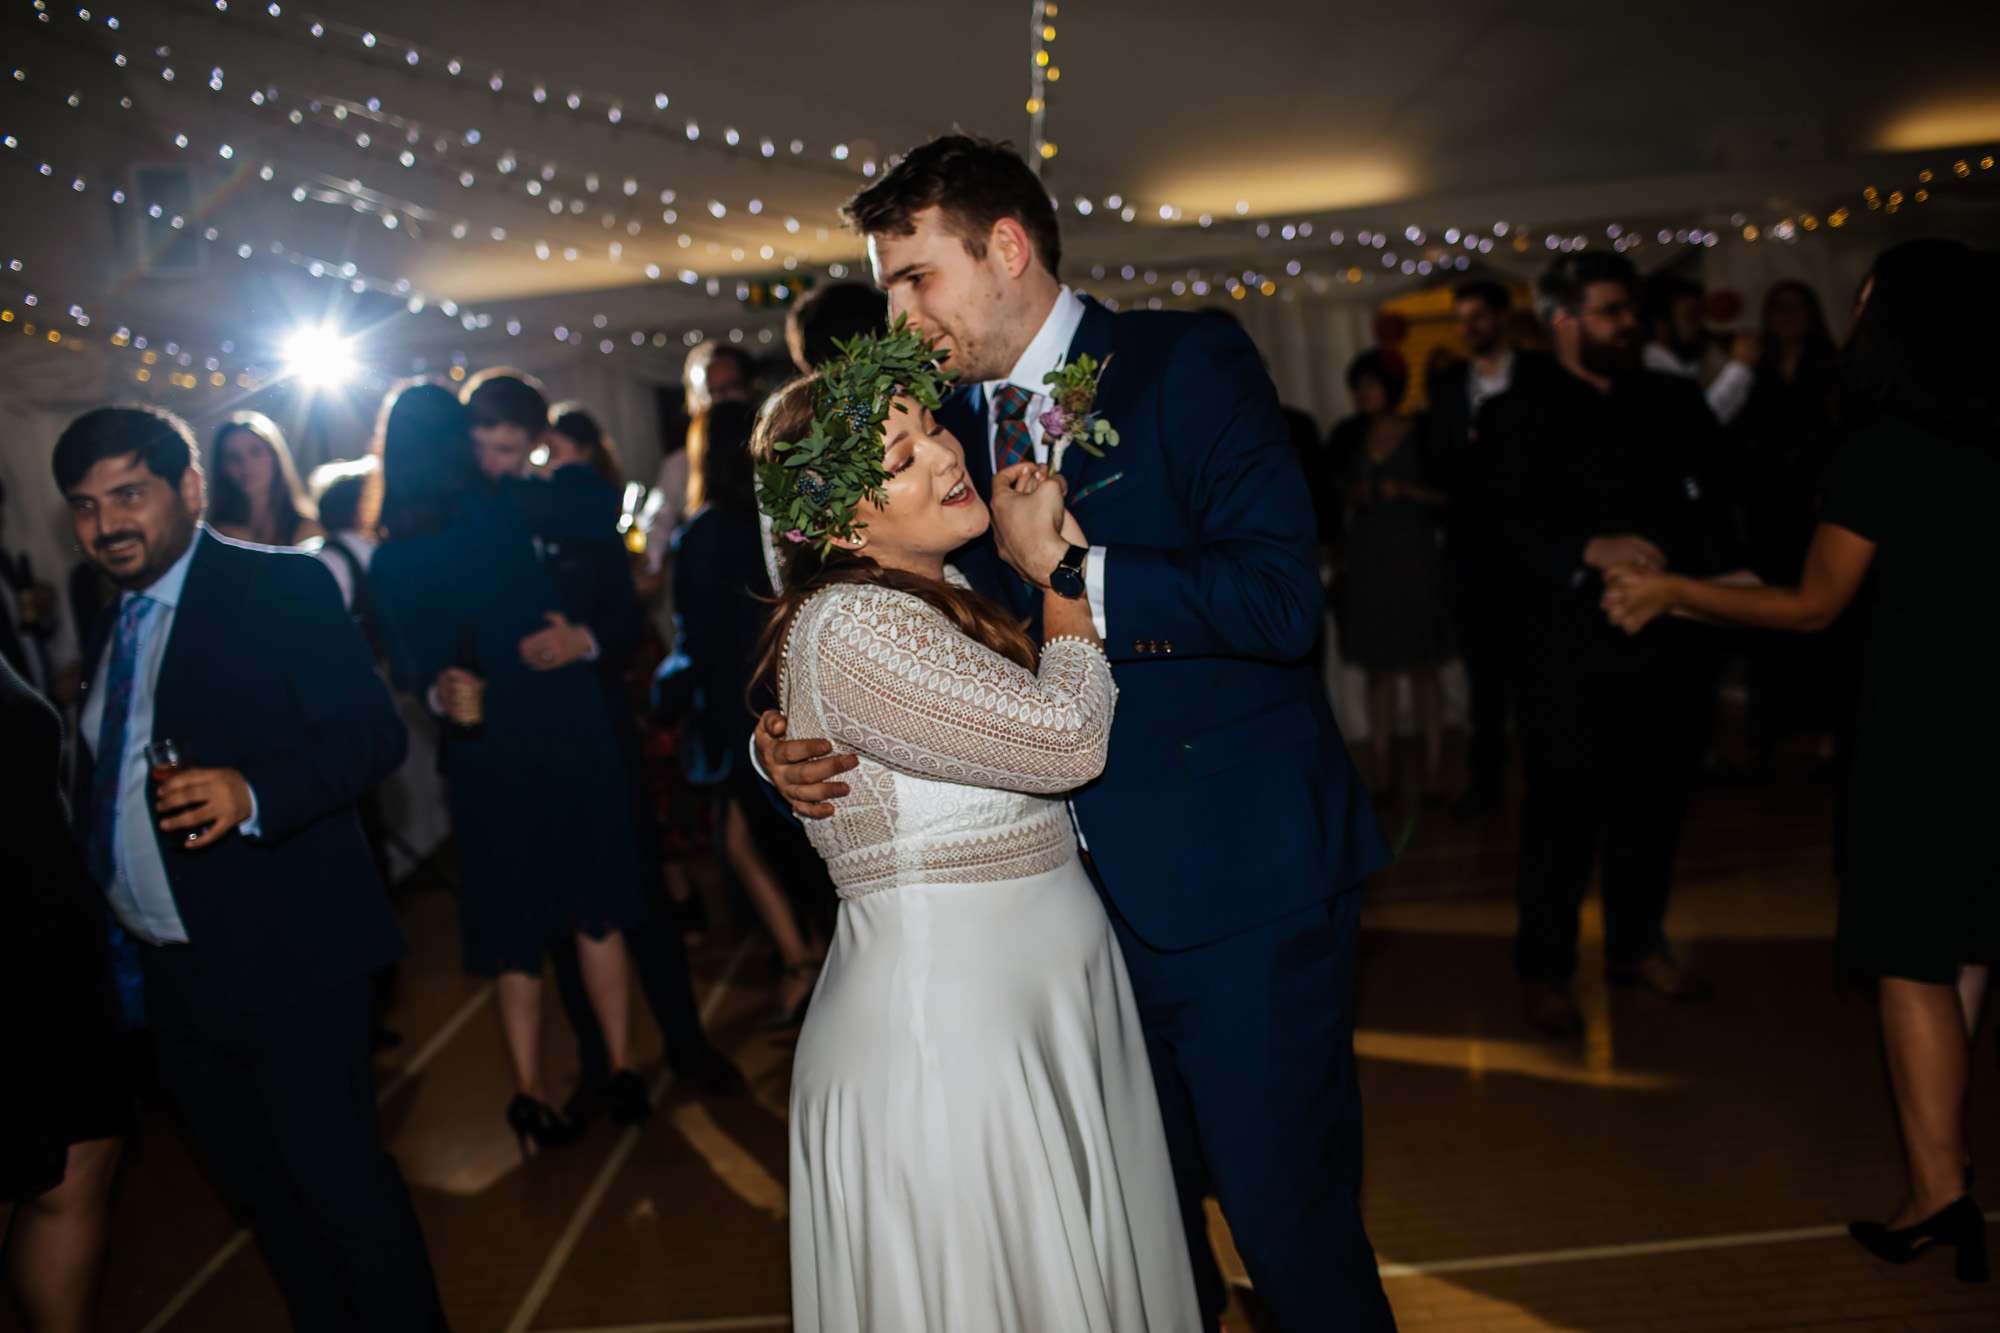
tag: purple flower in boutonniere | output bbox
[1039,354,1121,469]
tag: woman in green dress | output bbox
[1604,239,2000,1283]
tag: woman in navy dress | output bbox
[368,382,646,1151]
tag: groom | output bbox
[758,134,1393,1330]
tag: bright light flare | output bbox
[282,326,358,388]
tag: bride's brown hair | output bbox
[751,376,1038,704]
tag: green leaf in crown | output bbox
[755,315,957,553]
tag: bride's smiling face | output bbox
[843,394,988,570]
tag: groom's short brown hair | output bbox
[843,135,1062,281]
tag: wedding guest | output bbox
[461,366,548,481]
[205,412,323,547]
[663,400,824,1026]
[368,382,650,1146]
[644,342,758,563]
[1485,250,1738,1037]
[0,475,67,698]
[545,401,627,487]
[1426,280,1557,817]
[307,458,380,618]
[1733,280,1844,770]
[1,651,127,1333]
[1604,239,2000,1280]
[527,400,749,1114]
[1641,272,1760,427]
[785,281,888,374]
[1331,349,1452,801]
[54,404,444,1329]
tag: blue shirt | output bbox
[80,527,260,944]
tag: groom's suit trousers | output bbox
[1100,875,1397,1331]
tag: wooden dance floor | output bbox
[14,752,2000,1332]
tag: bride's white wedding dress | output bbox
[780,582,1201,1332]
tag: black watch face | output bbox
[1049,564,1086,599]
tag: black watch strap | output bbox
[1048,544,1088,599]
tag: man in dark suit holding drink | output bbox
[57,405,444,1332]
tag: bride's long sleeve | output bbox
[791,585,1115,794]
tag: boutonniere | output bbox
[1040,354,1120,470]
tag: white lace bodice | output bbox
[779,583,1116,898]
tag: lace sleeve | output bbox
[792,585,1114,794]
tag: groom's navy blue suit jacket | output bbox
[940,298,1387,950]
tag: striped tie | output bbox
[992,384,1036,471]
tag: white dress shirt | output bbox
[313,529,379,612]
[1643,341,1755,426]
[980,286,1109,638]
[1468,349,1516,415]
[82,534,188,942]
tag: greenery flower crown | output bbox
[755,317,957,553]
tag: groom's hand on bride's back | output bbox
[755,710,857,819]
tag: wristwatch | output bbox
[1048,544,1088,599]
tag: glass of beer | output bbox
[145,738,207,846]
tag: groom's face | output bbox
[868,207,1014,382]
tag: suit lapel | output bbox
[1057,299,1121,488]
[151,531,222,743]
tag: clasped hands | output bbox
[1587,534,1673,636]
[429,612,594,726]
[755,463,1085,819]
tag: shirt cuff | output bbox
[1709,360,1755,425]
[240,784,263,839]
[1084,546,1108,640]
[580,628,600,662]
[748,731,770,785]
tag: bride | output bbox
[751,327,1201,1332]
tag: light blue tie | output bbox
[87,594,156,1028]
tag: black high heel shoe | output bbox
[505,1094,581,1159]
[1849,1196,1989,1283]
